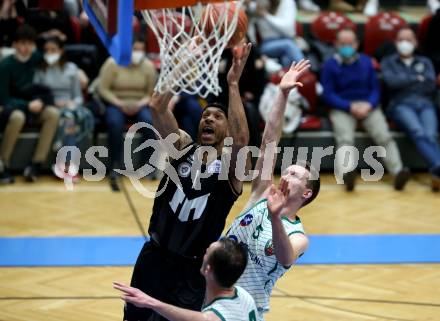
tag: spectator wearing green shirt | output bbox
[0,25,59,184]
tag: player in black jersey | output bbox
[124,43,252,321]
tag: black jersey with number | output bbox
[148,143,240,258]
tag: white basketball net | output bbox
[141,0,244,98]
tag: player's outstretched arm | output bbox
[113,282,219,321]
[149,91,191,150]
[248,60,311,205]
[226,43,252,194]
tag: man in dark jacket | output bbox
[382,27,440,191]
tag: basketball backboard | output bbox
[83,0,133,65]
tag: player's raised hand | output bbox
[267,184,286,219]
[149,91,174,114]
[113,282,158,308]
[227,42,252,85]
[279,59,311,95]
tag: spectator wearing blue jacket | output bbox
[382,27,440,191]
[321,28,409,192]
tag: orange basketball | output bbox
[201,2,248,48]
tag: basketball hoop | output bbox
[139,0,246,98]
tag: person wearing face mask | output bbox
[33,36,94,181]
[0,25,60,184]
[382,27,440,191]
[321,28,410,191]
[97,36,158,189]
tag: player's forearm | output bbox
[250,88,288,193]
[271,215,295,266]
[228,83,249,148]
[261,88,288,147]
[153,300,210,321]
[150,92,181,147]
[151,108,181,146]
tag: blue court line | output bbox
[0,235,439,267]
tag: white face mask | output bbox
[44,53,61,65]
[131,50,145,65]
[396,40,415,57]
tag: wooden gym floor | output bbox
[0,173,439,321]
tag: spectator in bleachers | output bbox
[321,28,410,191]
[34,36,94,181]
[25,6,76,45]
[359,0,440,16]
[98,37,157,189]
[329,0,439,15]
[0,0,26,49]
[382,27,440,191]
[297,0,320,12]
[78,8,109,67]
[0,25,59,184]
[249,0,304,68]
[63,0,80,17]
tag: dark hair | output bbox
[207,238,248,288]
[14,25,37,43]
[41,36,68,70]
[204,102,228,118]
[298,160,320,207]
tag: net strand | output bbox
[141,1,244,98]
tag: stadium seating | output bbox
[311,11,357,44]
[364,12,408,56]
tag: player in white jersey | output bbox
[114,238,258,321]
[226,59,321,320]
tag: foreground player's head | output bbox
[197,103,229,148]
[201,238,248,288]
[280,161,320,208]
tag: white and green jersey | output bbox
[226,199,306,317]
[202,286,258,321]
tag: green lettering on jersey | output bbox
[252,224,263,239]
[249,310,257,321]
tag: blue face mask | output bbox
[338,45,355,59]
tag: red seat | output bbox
[363,12,408,56]
[70,16,82,43]
[38,0,63,10]
[311,11,356,44]
[268,69,318,114]
[299,115,322,130]
[132,16,141,35]
[417,14,433,46]
[297,71,317,113]
[296,20,304,37]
